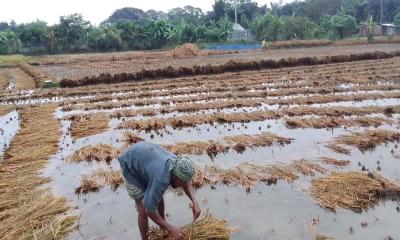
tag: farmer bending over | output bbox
[118,141,201,240]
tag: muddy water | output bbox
[44,106,400,240]
[0,111,19,157]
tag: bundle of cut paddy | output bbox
[311,172,400,212]
[75,176,102,195]
[319,157,350,168]
[328,129,400,153]
[265,164,299,183]
[223,132,293,149]
[284,116,385,129]
[163,141,228,158]
[69,144,121,164]
[69,114,109,139]
[162,132,292,158]
[148,211,229,240]
[290,159,327,176]
[123,131,144,147]
[75,169,123,195]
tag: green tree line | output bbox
[1,0,400,55]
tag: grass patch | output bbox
[0,55,28,66]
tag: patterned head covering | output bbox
[171,156,195,182]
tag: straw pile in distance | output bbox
[69,144,121,164]
[69,113,109,139]
[0,105,77,240]
[311,172,400,212]
[148,210,229,240]
[328,129,400,154]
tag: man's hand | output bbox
[168,227,185,240]
[192,202,201,220]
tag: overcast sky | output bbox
[0,0,293,25]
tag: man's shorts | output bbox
[123,176,144,200]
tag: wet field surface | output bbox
[2,54,400,239]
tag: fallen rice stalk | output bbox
[69,113,109,139]
[315,236,335,240]
[311,171,400,212]
[0,105,76,240]
[76,160,326,194]
[319,157,350,168]
[148,211,229,240]
[328,129,400,153]
[68,144,121,164]
[75,169,124,195]
[285,116,387,129]
[123,131,144,147]
[9,67,36,90]
[119,105,400,131]
[163,141,228,159]
[0,105,15,116]
[70,132,292,164]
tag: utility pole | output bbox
[381,0,383,35]
[234,0,238,24]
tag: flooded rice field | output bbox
[2,54,400,240]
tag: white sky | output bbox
[0,0,293,25]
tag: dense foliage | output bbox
[0,0,399,54]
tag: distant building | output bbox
[229,23,251,41]
[381,23,396,36]
[359,23,396,36]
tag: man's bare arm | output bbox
[183,181,201,219]
[145,209,185,239]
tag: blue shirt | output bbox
[117,141,176,212]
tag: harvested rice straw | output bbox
[0,105,14,116]
[163,141,228,158]
[290,159,327,176]
[223,132,293,148]
[319,157,350,168]
[0,69,7,91]
[265,164,299,183]
[315,236,334,240]
[284,116,386,129]
[75,177,102,195]
[329,129,400,153]
[325,143,351,155]
[9,67,36,90]
[123,131,144,147]
[75,169,124,195]
[68,144,121,164]
[75,160,327,194]
[69,113,109,139]
[311,172,400,212]
[0,105,76,240]
[148,211,229,240]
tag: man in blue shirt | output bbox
[118,141,201,240]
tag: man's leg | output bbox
[135,199,149,240]
[157,196,165,220]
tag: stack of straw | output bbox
[148,211,230,240]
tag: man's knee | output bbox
[135,199,147,216]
